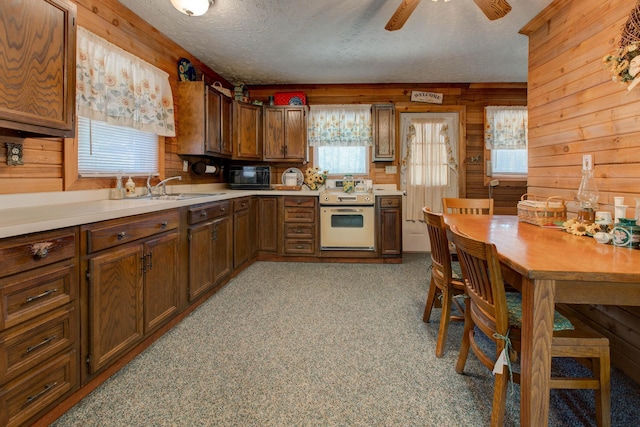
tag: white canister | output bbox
[284,172,298,186]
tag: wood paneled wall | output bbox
[249,84,527,213]
[522,0,640,383]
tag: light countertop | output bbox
[0,185,403,239]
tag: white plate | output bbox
[281,168,304,186]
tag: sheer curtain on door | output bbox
[403,118,457,221]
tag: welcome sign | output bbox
[410,91,444,104]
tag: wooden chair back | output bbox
[442,198,494,215]
[446,225,509,342]
[423,208,454,287]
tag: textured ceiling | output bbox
[117,0,554,86]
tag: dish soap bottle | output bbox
[125,177,136,197]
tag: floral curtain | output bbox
[307,105,372,146]
[484,106,527,150]
[403,118,456,221]
[76,27,176,137]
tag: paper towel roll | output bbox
[205,165,217,174]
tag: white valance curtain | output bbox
[404,118,456,221]
[307,105,372,146]
[484,106,527,150]
[76,27,176,137]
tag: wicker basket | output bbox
[517,193,566,227]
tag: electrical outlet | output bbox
[183,160,189,172]
[385,165,397,174]
[582,154,592,171]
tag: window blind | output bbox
[78,116,159,176]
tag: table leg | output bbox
[520,278,556,427]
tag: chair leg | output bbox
[455,299,473,374]
[423,276,438,323]
[491,370,509,427]
[435,287,452,358]
[595,347,611,427]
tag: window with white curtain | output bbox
[77,116,159,176]
[484,106,528,176]
[75,26,173,176]
[308,105,372,175]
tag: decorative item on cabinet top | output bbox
[274,92,307,105]
[178,58,196,81]
[212,81,232,97]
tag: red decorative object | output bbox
[274,92,306,106]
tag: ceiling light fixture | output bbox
[170,0,212,17]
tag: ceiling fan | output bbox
[385,0,512,31]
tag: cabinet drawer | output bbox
[85,211,179,253]
[0,350,77,427]
[0,262,75,330]
[283,239,315,255]
[283,208,315,223]
[283,197,315,208]
[233,197,251,212]
[378,197,400,208]
[188,201,230,225]
[0,306,75,384]
[0,228,76,278]
[284,223,315,239]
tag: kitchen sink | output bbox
[130,192,226,201]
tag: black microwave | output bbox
[228,165,271,190]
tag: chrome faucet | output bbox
[146,175,182,196]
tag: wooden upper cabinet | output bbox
[177,80,232,157]
[233,101,262,160]
[0,0,77,137]
[372,104,395,162]
[263,106,308,162]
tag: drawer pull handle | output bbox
[296,245,303,249]
[30,242,53,259]
[160,221,168,228]
[201,211,208,217]
[26,382,58,404]
[117,231,127,240]
[26,335,57,354]
[25,288,58,303]
[220,207,225,212]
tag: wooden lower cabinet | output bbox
[233,197,252,268]
[81,211,180,380]
[187,201,232,302]
[282,196,317,256]
[0,227,79,427]
[377,196,402,257]
[257,196,279,254]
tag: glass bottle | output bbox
[576,169,599,223]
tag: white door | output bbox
[400,112,460,252]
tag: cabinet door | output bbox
[87,245,144,374]
[220,95,233,156]
[233,101,262,160]
[263,107,285,160]
[206,87,222,154]
[211,216,232,284]
[378,203,402,257]
[258,197,279,253]
[177,81,206,155]
[233,209,251,268]
[0,0,76,136]
[284,107,307,160]
[372,104,395,161]
[188,221,214,302]
[143,232,179,333]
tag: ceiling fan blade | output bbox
[385,0,421,31]
[473,0,512,21]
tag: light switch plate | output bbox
[183,160,189,172]
[385,165,397,174]
[582,154,592,171]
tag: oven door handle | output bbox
[330,208,365,213]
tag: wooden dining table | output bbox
[443,214,640,427]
